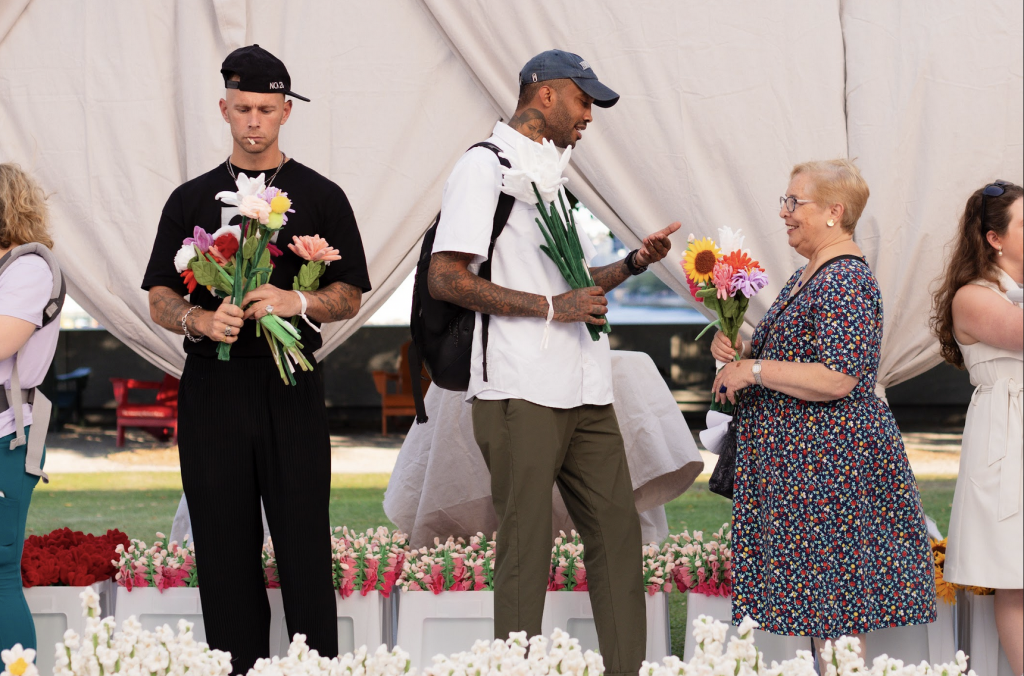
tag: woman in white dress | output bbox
[932,180,1023,674]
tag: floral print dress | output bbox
[731,256,936,637]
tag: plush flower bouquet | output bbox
[113,534,197,592]
[44,588,233,676]
[331,527,408,599]
[931,537,993,603]
[174,172,337,384]
[501,138,609,341]
[399,533,496,593]
[642,542,676,596]
[663,523,733,598]
[21,528,129,588]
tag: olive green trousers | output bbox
[472,398,646,675]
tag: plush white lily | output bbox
[716,226,746,255]
[174,243,198,273]
[1,645,39,676]
[214,172,267,207]
[502,138,572,205]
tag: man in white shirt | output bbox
[428,50,679,673]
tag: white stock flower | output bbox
[238,195,272,224]
[174,243,199,273]
[215,172,267,207]
[501,137,572,206]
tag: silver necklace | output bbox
[225,152,286,186]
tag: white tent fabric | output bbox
[0,0,1021,387]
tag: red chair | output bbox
[109,374,179,447]
[371,341,430,435]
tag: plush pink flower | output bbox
[288,235,341,263]
[573,567,588,591]
[712,262,735,300]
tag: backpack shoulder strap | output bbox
[466,142,515,383]
[0,243,65,327]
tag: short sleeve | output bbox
[142,189,189,294]
[813,262,879,378]
[317,186,372,293]
[0,256,53,327]
[432,147,503,263]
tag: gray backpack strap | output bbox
[7,351,49,483]
[1,244,61,483]
[0,243,65,327]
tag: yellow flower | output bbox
[683,237,721,284]
[270,195,291,214]
[10,658,29,676]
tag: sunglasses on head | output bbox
[981,180,1013,232]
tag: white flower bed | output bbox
[3,590,977,676]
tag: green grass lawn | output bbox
[27,472,955,658]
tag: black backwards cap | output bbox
[221,44,310,102]
[519,49,619,108]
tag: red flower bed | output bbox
[21,528,130,588]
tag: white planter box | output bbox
[863,600,955,665]
[26,581,114,676]
[114,587,208,642]
[962,594,1014,676]
[114,587,382,659]
[682,593,813,664]
[271,590,384,656]
[539,591,671,660]
[394,591,495,667]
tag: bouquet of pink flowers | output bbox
[113,534,198,592]
[643,542,677,596]
[331,527,408,599]
[548,530,587,592]
[663,523,733,598]
[398,533,496,593]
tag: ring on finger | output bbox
[265,304,274,316]
[224,326,232,337]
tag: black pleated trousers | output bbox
[177,355,337,675]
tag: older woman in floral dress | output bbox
[710,160,936,659]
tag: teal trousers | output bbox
[0,426,43,652]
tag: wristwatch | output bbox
[752,360,763,387]
[625,249,648,276]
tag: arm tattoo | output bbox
[590,259,632,292]
[427,252,548,318]
[305,281,362,323]
[149,286,200,335]
[508,108,547,142]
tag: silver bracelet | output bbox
[181,306,203,343]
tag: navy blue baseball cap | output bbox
[519,49,619,108]
[221,44,310,102]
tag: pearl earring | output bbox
[827,219,835,227]
[998,248,1003,256]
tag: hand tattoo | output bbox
[305,281,362,323]
[508,108,547,142]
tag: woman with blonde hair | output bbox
[0,162,61,653]
[932,180,1023,675]
[710,159,936,663]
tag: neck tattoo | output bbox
[226,152,287,187]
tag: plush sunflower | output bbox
[683,237,721,284]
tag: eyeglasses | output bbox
[981,180,1013,232]
[780,195,813,213]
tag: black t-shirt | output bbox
[142,159,371,358]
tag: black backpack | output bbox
[409,142,515,424]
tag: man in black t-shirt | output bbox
[142,45,370,673]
